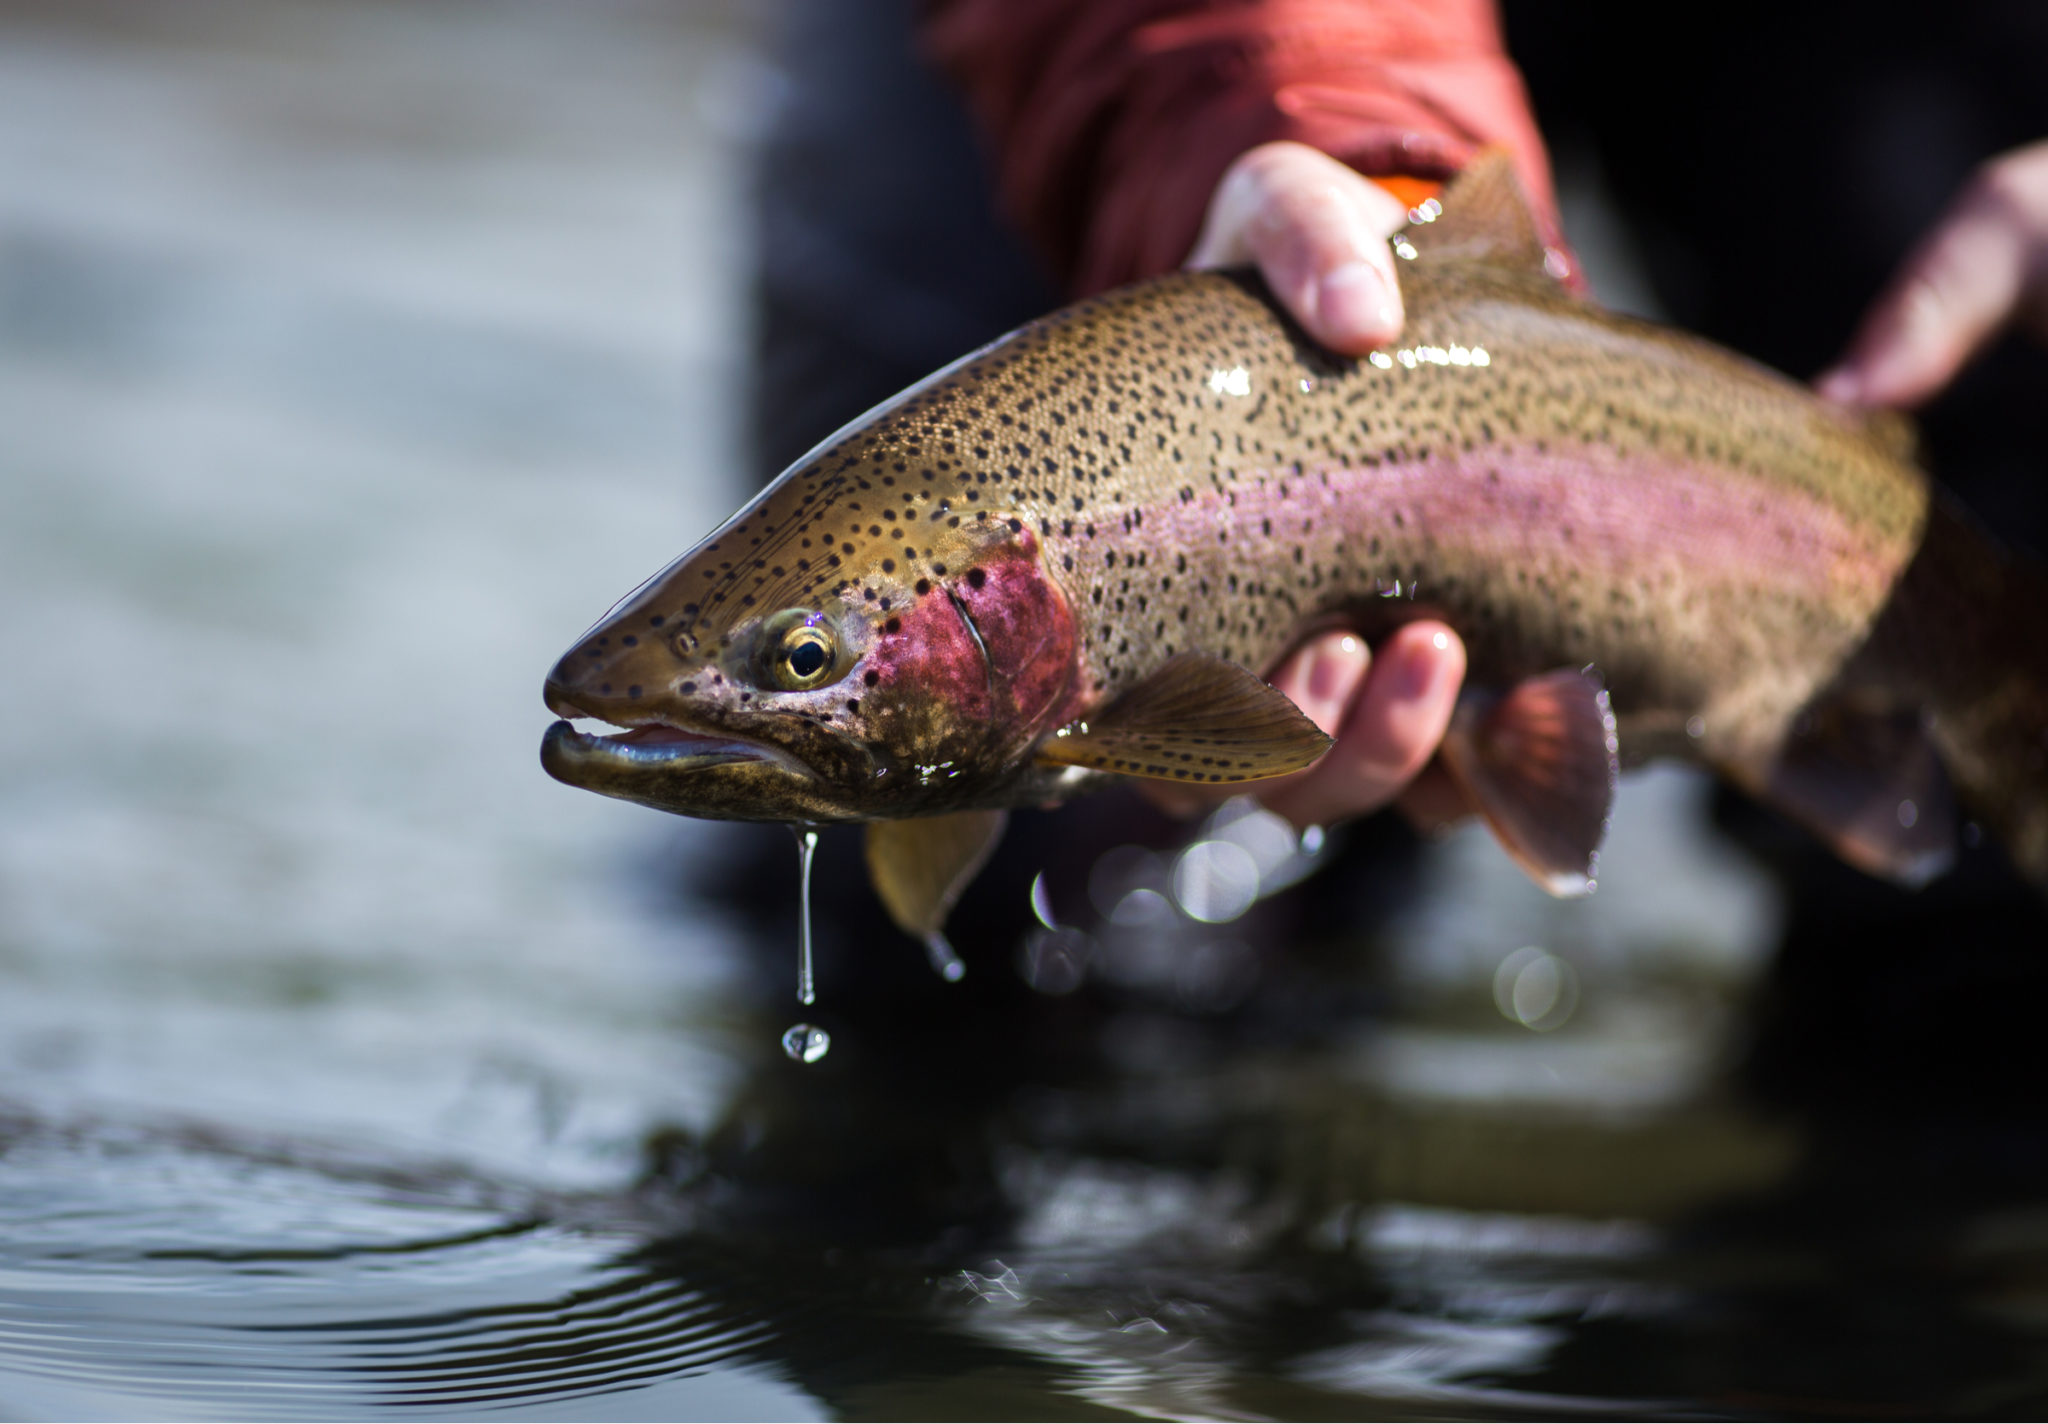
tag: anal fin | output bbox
[1758,702,1955,886]
[1034,652,1332,784]
[1439,668,1619,896]
[864,809,1008,977]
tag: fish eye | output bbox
[759,608,841,691]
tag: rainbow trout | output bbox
[541,155,2048,947]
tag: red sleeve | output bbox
[921,0,1560,296]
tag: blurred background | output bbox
[3,1,2048,1418]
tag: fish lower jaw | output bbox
[540,716,801,779]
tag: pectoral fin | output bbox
[1034,652,1333,783]
[1439,668,1620,896]
[1757,702,1955,886]
[864,809,1008,979]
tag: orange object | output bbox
[922,0,1563,295]
[1369,174,1444,212]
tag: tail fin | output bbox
[1913,503,2048,889]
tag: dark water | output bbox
[8,3,2048,1419]
[8,776,2048,1421]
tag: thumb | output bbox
[1818,174,2032,408]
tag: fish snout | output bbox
[543,668,588,721]
[543,642,610,720]
[542,631,681,723]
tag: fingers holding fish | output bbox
[1185,140,1410,354]
[1818,138,2048,409]
[1257,621,1467,832]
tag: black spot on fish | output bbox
[648,615,665,628]
[621,635,637,647]
[915,579,931,596]
[628,685,642,698]
[966,568,986,590]
[679,681,696,694]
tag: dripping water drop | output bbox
[791,824,819,1006]
[924,932,966,983]
[781,825,829,1066]
[782,1023,831,1063]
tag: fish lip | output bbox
[540,710,813,781]
[541,717,770,770]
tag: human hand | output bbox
[1185,140,1413,354]
[1817,139,2048,408]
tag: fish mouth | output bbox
[541,716,777,775]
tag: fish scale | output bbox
[542,155,2048,913]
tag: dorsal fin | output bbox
[1404,148,1550,275]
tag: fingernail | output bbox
[1294,634,1366,736]
[1305,633,1365,704]
[1317,262,1396,343]
[1392,637,1442,700]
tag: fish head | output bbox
[541,412,1082,822]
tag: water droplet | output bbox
[1897,798,1919,829]
[1172,839,1261,923]
[1211,802,1299,883]
[1028,871,1058,930]
[1088,844,1164,919]
[1018,926,1090,995]
[790,824,818,1006]
[923,932,966,982]
[1685,715,1706,739]
[1492,946,1579,1031]
[1110,886,1174,927]
[782,1023,831,1063]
